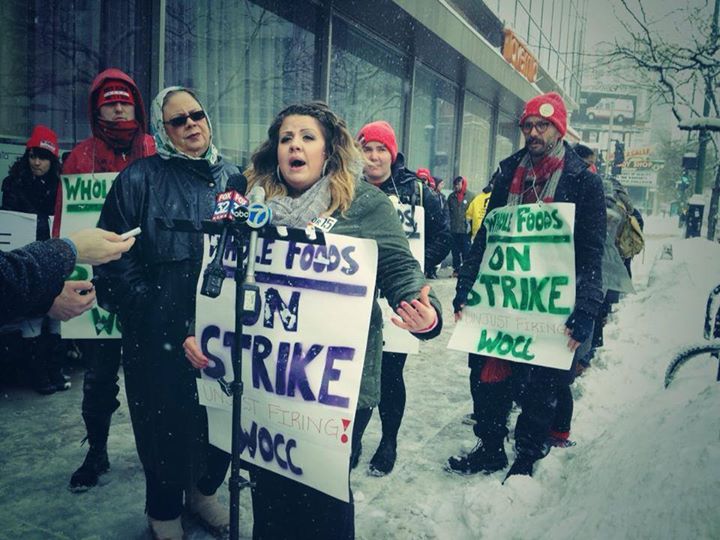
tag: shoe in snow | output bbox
[503,456,535,482]
[446,440,507,475]
[69,446,110,492]
[368,438,397,477]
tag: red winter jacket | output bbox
[53,68,156,236]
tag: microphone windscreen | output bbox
[248,185,266,204]
[225,173,248,194]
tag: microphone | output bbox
[244,186,271,284]
[201,174,248,298]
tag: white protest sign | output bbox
[448,202,576,370]
[0,210,38,251]
[58,173,121,339]
[195,231,377,502]
[379,202,425,354]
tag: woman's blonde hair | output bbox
[245,101,363,215]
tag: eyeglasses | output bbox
[520,120,551,134]
[163,110,206,128]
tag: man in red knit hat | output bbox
[448,92,606,480]
[58,68,156,493]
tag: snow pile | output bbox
[354,218,720,539]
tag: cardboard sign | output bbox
[195,231,377,502]
[58,173,120,339]
[0,210,38,251]
[379,203,425,354]
[448,203,577,370]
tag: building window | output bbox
[165,0,316,166]
[494,111,519,167]
[460,92,492,192]
[409,64,457,182]
[0,1,141,146]
[329,16,406,137]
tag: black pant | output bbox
[472,364,562,460]
[451,233,470,271]
[250,467,354,539]
[551,383,574,434]
[350,352,408,450]
[81,340,122,421]
[145,444,230,520]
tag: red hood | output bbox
[88,68,148,137]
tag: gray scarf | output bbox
[266,175,333,228]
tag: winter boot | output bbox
[503,455,536,483]
[69,415,111,492]
[188,487,230,536]
[26,337,55,395]
[368,437,397,477]
[147,516,184,540]
[446,439,508,475]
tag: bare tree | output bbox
[602,0,720,238]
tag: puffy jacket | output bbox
[369,153,451,270]
[53,69,156,236]
[2,158,59,240]
[329,179,443,408]
[456,142,606,319]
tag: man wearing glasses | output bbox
[57,68,156,493]
[448,92,606,480]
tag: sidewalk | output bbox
[0,368,254,539]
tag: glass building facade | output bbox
[0,0,587,192]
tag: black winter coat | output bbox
[2,169,59,240]
[0,239,75,325]
[371,153,451,269]
[456,142,606,320]
[94,154,239,484]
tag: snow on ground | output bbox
[0,216,718,539]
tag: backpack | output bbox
[615,202,644,258]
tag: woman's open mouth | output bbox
[290,158,306,170]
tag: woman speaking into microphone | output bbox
[94,87,239,539]
[197,101,442,539]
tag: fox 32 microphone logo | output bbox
[247,202,271,228]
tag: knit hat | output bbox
[97,80,135,108]
[357,121,398,163]
[520,92,567,137]
[26,125,59,157]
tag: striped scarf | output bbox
[506,141,565,206]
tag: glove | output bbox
[453,287,470,314]
[565,310,594,343]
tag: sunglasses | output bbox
[163,110,206,128]
[520,120,551,134]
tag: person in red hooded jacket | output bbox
[57,69,156,493]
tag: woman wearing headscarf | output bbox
[94,87,238,539]
[1,125,73,394]
[182,101,443,539]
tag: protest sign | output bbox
[196,231,377,502]
[0,210,38,250]
[448,202,576,370]
[379,202,425,354]
[58,173,120,339]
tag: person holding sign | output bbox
[1,125,68,394]
[351,120,450,476]
[94,87,239,539]
[448,92,606,481]
[225,102,442,539]
[60,69,157,494]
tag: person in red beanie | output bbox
[447,91,606,481]
[1,125,78,394]
[353,120,450,476]
[59,68,156,493]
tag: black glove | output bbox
[565,310,594,343]
[453,287,470,313]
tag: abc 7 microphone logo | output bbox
[230,202,270,228]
